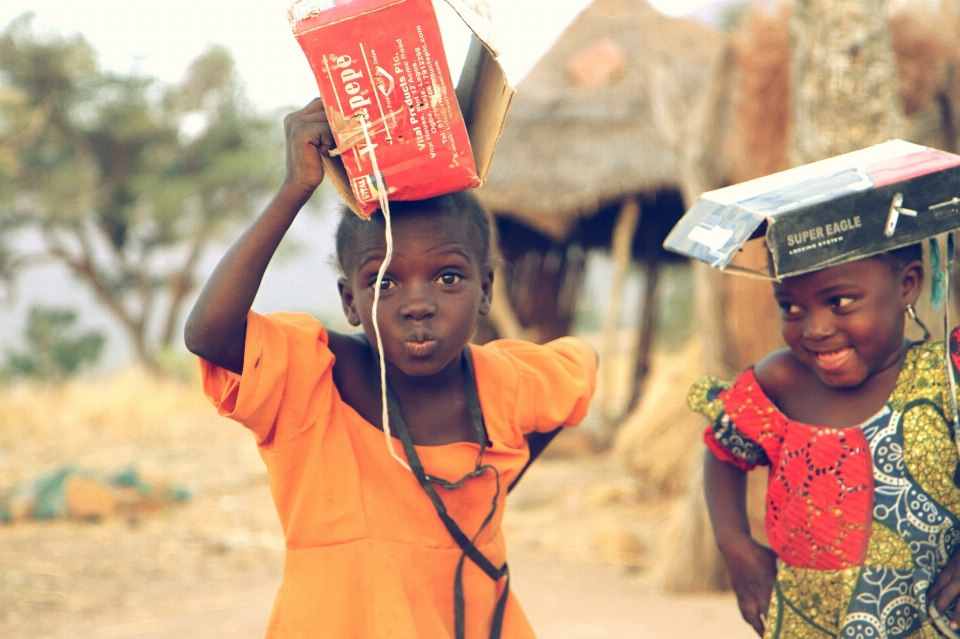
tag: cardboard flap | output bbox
[456,35,514,182]
[442,0,501,57]
[662,197,768,270]
[725,237,776,280]
[321,153,362,216]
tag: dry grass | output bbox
[612,341,771,593]
[613,340,704,500]
[610,342,730,592]
[0,369,283,639]
[0,366,705,637]
[730,0,792,182]
[0,369,265,494]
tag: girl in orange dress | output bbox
[184,99,597,639]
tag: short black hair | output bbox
[882,242,923,271]
[334,191,493,273]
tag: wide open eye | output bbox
[371,277,396,291]
[436,272,462,286]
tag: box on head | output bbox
[288,0,514,218]
[664,140,960,280]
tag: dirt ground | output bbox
[0,372,753,639]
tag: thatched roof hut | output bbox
[475,0,728,422]
[478,0,728,244]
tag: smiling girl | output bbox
[689,244,960,638]
[183,99,597,639]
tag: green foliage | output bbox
[0,14,284,369]
[4,305,105,381]
[720,1,752,31]
[152,344,196,383]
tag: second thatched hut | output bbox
[477,0,728,421]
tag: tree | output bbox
[3,305,105,381]
[789,0,905,164]
[657,0,909,593]
[0,14,282,370]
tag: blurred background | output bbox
[3,0,955,637]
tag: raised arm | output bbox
[183,99,333,374]
[704,452,776,636]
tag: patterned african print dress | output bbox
[688,338,960,639]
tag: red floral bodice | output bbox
[700,370,875,570]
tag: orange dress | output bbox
[200,311,597,639]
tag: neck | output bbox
[383,350,465,397]
[873,338,910,381]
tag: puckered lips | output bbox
[811,346,854,374]
[403,330,440,358]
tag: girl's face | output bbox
[773,256,922,389]
[337,209,493,380]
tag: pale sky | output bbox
[0,0,718,365]
[0,0,718,111]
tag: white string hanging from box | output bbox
[358,115,411,472]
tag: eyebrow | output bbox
[357,252,387,271]
[774,282,862,299]
[430,245,474,262]
[356,244,474,272]
[815,283,863,296]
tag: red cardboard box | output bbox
[289,0,511,217]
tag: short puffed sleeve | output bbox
[475,336,597,441]
[199,311,336,450]
[688,375,770,471]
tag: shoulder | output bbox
[753,348,808,409]
[686,367,765,421]
[687,375,731,421]
[327,330,373,366]
[468,339,526,388]
[904,337,945,370]
[687,355,790,423]
[327,330,380,424]
[238,311,332,368]
[479,336,596,367]
[891,338,949,411]
[246,311,336,370]
[272,316,374,372]
[473,337,596,387]
[471,337,598,435]
[252,311,330,343]
[327,331,376,388]
[896,339,946,392]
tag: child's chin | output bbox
[393,353,457,378]
[815,369,867,390]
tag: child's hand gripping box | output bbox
[288,0,514,217]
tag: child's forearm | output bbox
[703,450,753,553]
[705,451,777,634]
[184,182,313,373]
[184,100,332,374]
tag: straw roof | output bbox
[477,0,727,241]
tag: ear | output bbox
[478,267,494,316]
[900,259,924,307]
[338,276,362,326]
